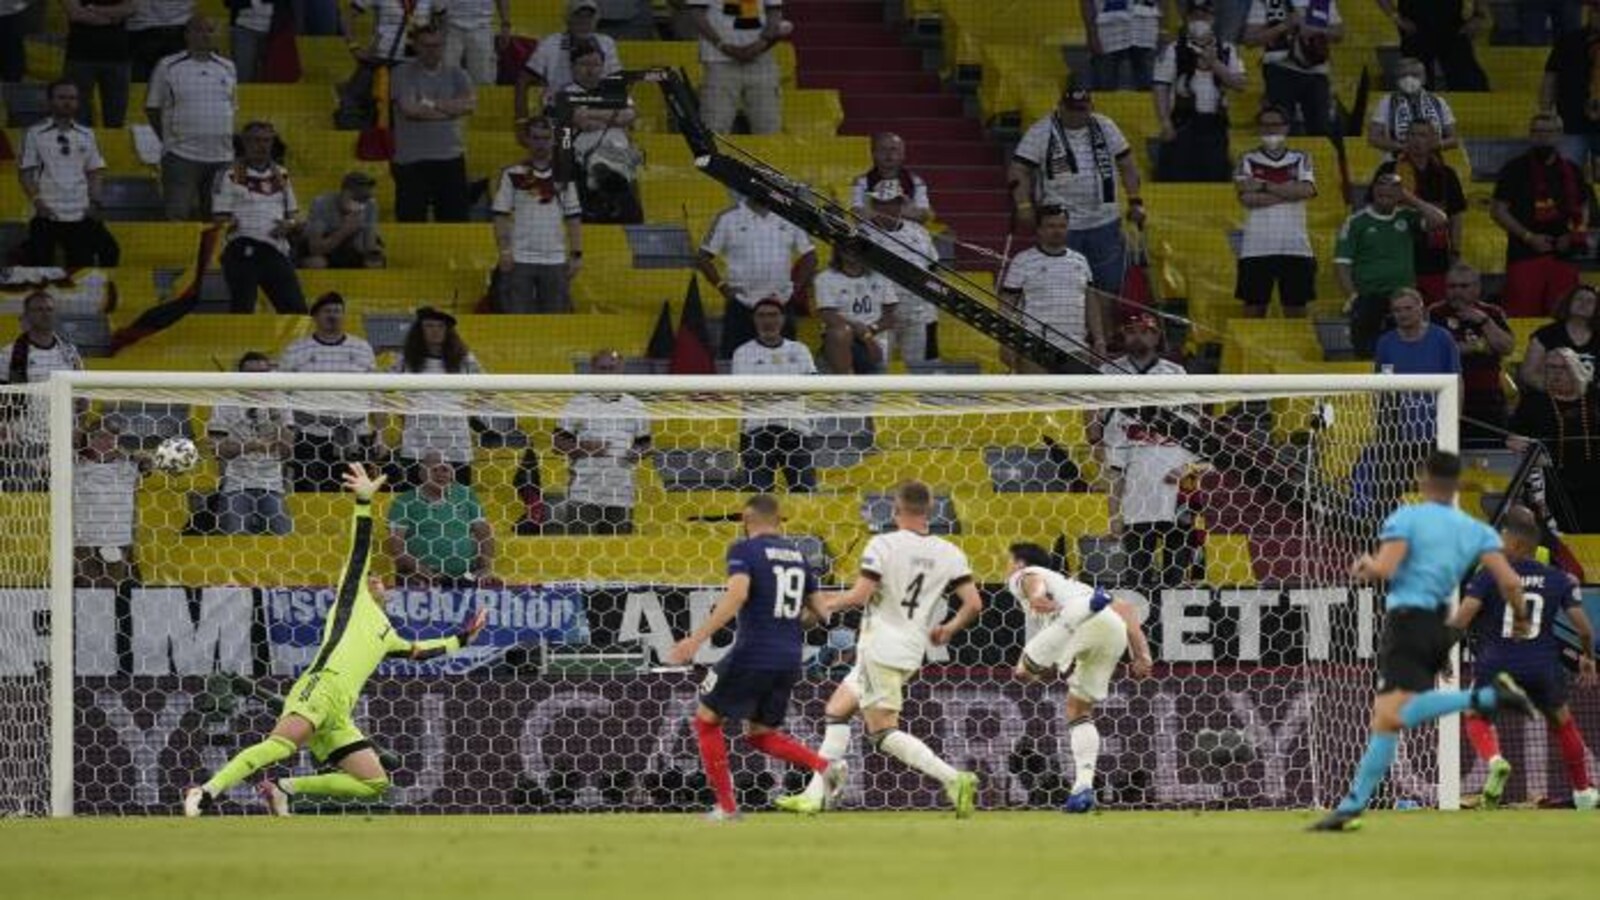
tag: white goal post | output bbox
[5,371,1467,817]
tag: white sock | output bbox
[802,723,852,801]
[1069,718,1100,793]
[879,730,959,785]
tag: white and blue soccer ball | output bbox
[152,436,199,473]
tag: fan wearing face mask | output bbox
[1367,57,1458,159]
[1153,0,1247,183]
[1374,0,1490,93]
[1234,105,1317,319]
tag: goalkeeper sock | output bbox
[802,721,852,802]
[201,735,296,797]
[876,729,958,785]
[1464,716,1501,762]
[1552,718,1592,791]
[1399,690,1475,729]
[744,731,828,773]
[281,772,389,800]
[1334,732,1398,815]
[693,718,737,813]
[1068,717,1100,793]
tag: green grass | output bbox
[0,810,1593,900]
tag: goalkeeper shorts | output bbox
[282,671,368,763]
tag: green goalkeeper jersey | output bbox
[305,500,462,697]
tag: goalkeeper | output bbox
[184,464,488,817]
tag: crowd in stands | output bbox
[9,0,1600,584]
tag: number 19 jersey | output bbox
[725,534,819,671]
[858,529,974,670]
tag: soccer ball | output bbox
[152,436,198,473]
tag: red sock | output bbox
[1465,715,1502,762]
[745,731,829,773]
[693,718,737,813]
[1552,718,1592,791]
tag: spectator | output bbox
[1081,0,1162,91]
[1520,0,1584,46]
[515,0,619,117]
[3,292,84,489]
[74,417,149,588]
[438,0,509,85]
[1335,172,1448,358]
[492,116,584,313]
[861,180,940,365]
[335,0,433,129]
[687,0,786,135]
[386,449,497,588]
[1371,121,1466,304]
[1491,113,1596,318]
[1243,0,1343,137]
[228,0,274,82]
[0,0,28,82]
[552,349,651,535]
[146,16,237,221]
[277,292,381,491]
[558,37,643,224]
[207,351,292,535]
[389,307,483,487]
[1090,314,1195,590]
[1509,346,1600,533]
[1520,284,1600,390]
[1010,83,1144,330]
[1234,105,1316,318]
[64,0,134,127]
[1376,288,1460,375]
[1428,264,1513,445]
[1367,57,1458,158]
[1153,0,1246,183]
[1540,9,1600,177]
[732,298,817,492]
[815,237,897,374]
[849,133,934,224]
[391,25,475,223]
[127,0,193,81]
[697,193,816,358]
[998,204,1105,370]
[1375,0,1488,92]
[213,121,306,314]
[299,171,386,269]
[18,80,120,268]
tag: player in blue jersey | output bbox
[1449,505,1598,810]
[1312,451,1537,832]
[666,494,846,820]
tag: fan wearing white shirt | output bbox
[862,180,940,364]
[816,238,897,374]
[1006,543,1153,814]
[145,16,236,221]
[778,481,983,817]
[211,120,306,313]
[686,0,787,135]
[277,293,382,491]
[18,80,119,268]
[552,349,652,535]
[998,205,1106,372]
[208,352,293,535]
[437,0,510,85]
[697,194,817,359]
[731,299,818,493]
[74,417,152,589]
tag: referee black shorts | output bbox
[1235,255,1316,310]
[1376,607,1454,694]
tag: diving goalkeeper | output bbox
[183,464,488,817]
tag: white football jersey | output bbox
[857,529,973,670]
[1007,565,1112,635]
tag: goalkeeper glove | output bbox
[457,608,489,646]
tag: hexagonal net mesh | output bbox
[0,373,1461,815]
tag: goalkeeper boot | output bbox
[181,786,213,818]
[1481,756,1513,809]
[1573,788,1598,810]
[1492,673,1536,717]
[1308,809,1363,832]
[947,771,979,819]
[1063,788,1096,815]
[256,777,292,817]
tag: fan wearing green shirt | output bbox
[1335,172,1448,358]
[182,463,489,817]
[387,449,498,588]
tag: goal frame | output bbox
[41,370,1461,817]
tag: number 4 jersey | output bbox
[858,530,974,670]
[1465,557,1582,671]
[724,534,820,671]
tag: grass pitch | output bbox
[1,810,1592,900]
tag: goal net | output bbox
[1,372,1474,816]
